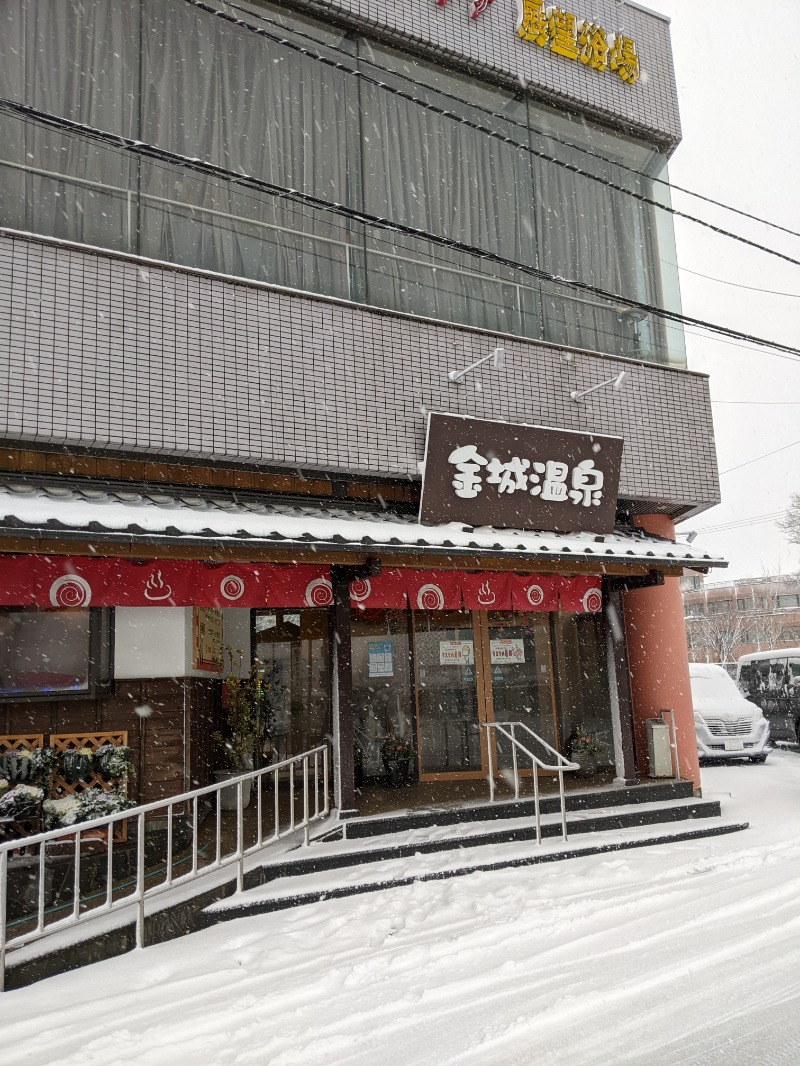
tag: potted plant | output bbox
[567,725,605,778]
[0,783,44,823]
[0,749,35,784]
[61,747,94,785]
[354,741,365,790]
[30,746,56,786]
[43,788,134,833]
[381,736,415,788]
[212,648,276,811]
[94,744,135,783]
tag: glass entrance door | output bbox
[486,612,558,756]
[413,611,483,776]
[411,609,559,780]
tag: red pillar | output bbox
[623,514,701,791]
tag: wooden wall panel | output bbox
[0,678,221,804]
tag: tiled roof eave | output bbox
[0,519,727,570]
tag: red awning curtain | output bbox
[558,575,603,612]
[0,557,603,613]
[461,572,511,611]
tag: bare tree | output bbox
[685,606,754,665]
[779,493,800,546]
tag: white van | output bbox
[736,649,800,743]
[689,663,771,763]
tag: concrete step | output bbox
[202,813,748,925]
[342,779,697,840]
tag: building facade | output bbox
[682,574,800,667]
[0,0,723,812]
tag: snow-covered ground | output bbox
[4,751,800,1066]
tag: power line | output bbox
[720,440,800,475]
[677,263,800,299]
[204,0,800,247]
[694,512,786,533]
[6,97,800,364]
[171,0,800,275]
[680,324,800,365]
[712,400,800,406]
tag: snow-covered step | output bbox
[342,779,698,840]
[203,817,748,924]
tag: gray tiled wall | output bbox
[0,232,719,517]
[294,0,681,147]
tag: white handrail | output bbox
[483,722,578,846]
[0,743,330,991]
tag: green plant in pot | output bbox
[94,744,136,783]
[567,725,605,777]
[61,747,94,785]
[0,783,44,823]
[212,648,276,811]
[381,736,415,788]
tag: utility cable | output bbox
[677,263,800,298]
[693,512,786,533]
[720,440,800,475]
[4,95,800,362]
[4,99,800,365]
[199,0,800,245]
[182,0,800,261]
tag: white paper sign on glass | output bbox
[490,638,526,665]
[439,640,475,666]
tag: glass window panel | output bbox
[0,0,686,370]
[351,610,413,779]
[552,613,613,763]
[253,609,330,762]
[413,611,481,774]
[0,609,91,696]
[487,612,555,768]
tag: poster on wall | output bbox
[192,607,223,672]
[439,640,475,666]
[489,638,526,665]
[368,640,394,678]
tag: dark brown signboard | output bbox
[419,413,623,534]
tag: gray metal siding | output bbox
[0,232,719,515]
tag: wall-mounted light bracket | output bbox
[448,347,505,384]
[570,370,628,403]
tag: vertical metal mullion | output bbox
[313,750,320,819]
[136,812,146,949]
[323,745,330,816]
[38,844,47,930]
[303,756,310,846]
[236,781,244,894]
[165,804,174,887]
[256,771,264,847]
[191,796,199,876]
[292,758,298,831]
[106,826,114,908]
[215,791,222,866]
[0,849,7,993]
[510,723,519,800]
[72,831,82,922]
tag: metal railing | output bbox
[0,743,330,991]
[483,722,578,845]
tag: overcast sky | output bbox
[648,0,800,583]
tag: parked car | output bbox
[689,663,771,763]
[736,649,800,743]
